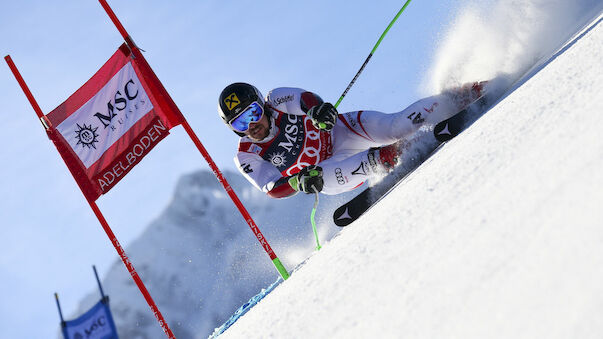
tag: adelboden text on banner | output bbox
[45,43,184,201]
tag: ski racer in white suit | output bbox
[217,82,486,198]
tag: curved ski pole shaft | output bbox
[334,0,413,109]
[311,191,322,250]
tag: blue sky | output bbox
[0,0,466,337]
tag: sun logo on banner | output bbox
[75,123,100,149]
[224,93,240,111]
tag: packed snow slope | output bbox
[221,13,603,339]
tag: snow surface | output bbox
[220,10,603,339]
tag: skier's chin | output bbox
[248,126,267,141]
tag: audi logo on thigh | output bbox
[335,168,345,185]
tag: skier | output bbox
[218,82,486,198]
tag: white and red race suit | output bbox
[235,84,485,198]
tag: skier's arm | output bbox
[235,152,298,198]
[266,166,324,197]
[299,91,324,113]
[266,87,324,114]
[307,102,338,131]
[267,87,338,130]
[297,89,338,130]
[266,176,298,198]
[235,152,324,198]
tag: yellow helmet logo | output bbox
[224,93,240,111]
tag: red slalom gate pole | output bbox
[87,200,175,338]
[98,0,290,280]
[4,55,176,339]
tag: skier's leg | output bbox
[343,93,457,144]
[338,82,486,146]
[318,150,372,195]
[324,82,487,184]
[319,146,396,195]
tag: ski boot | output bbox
[444,80,489,110]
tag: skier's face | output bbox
[246,113,270,141]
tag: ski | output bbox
[333,143,445,227]
[333,92,491,227]
[434,93,489,142]
[433,108,467,142]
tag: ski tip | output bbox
[333,206,356,227]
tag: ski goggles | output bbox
[229,101,264,133]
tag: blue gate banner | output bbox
[62,297,118,339]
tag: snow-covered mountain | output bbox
[73,2,603,339]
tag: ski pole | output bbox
[334,0,413,109]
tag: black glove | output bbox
[307,103,338,131]
[289,165,324,193]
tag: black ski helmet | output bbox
[218,82,265,135]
